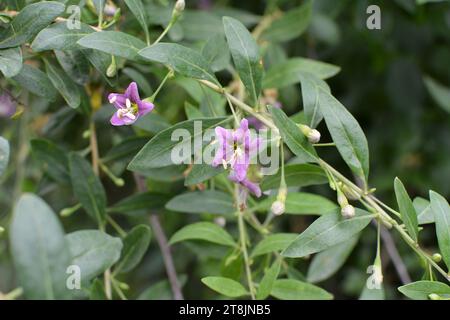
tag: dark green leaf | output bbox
[282,209,374,258]
[124,0,150,44]
[12,64,57,99]
[398,281,450,300]
[169,222,237,247]
[423,76,450,113]
[55,50,90,85]
[271,279,333,300]
[31,22,93,52]
[0,2,65,49]
[0,47,22,77]
[10,194,71,299]
[202,33,230,72]
[394,178,419,242]
[184,164,225,186]
[318,88,370,186]
[115,225,152,273]
[430,190,450,270]
[201,276,248,298]
[299,72,330,128]
[256,259,281,300]
[139,43,218,84]
[223,16,263,105]
[69,153,107,225]
[413,197,434,225]
[30,138,70,184]
[78,31,146,60]
[108,192,170,216]
[261,164,328,191]
[251,233,298,257]
[45,61,81,108]
[166,190,235,215]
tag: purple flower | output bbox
[212,118,261,197]
[0,92,16,118]
[108,82,154,126]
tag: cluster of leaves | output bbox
[0,0,449,300]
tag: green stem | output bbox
[149,70,173,101]
[238,209,256,299]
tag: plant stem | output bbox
[153,21,174,45]
[133,174,184,300]
[238,209,256,299]
[149,70,173,101]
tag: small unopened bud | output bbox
[337,188,348,207]
[428,293,441,300]
[214,217,226,227]
[432,253,442,263]
[119,282,130,290]
[342,184,361,201]
[271,200,285,216]
[60,203,81,217]
[107,56,117,77]
[341,204,355,219]
[298,124,321,144]
[175,0,185,12]
[104,3,117,16]
[0,225,4,234]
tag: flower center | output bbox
[117,99,138,119]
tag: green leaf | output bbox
[0,1,65,49]
[269,106,317,162]
[394,178,419,242]
[0,136,10,177]
[89,279,107,300]
[360,285,385,300]
[251,233,298,257]
[184,164,225,186]
[115,225,152,274]
[124,0,150,44]
[318,88,370,186]
[12,64,57,99]
[202,33,230,72]
[30,138,70,184]
[201,276,248,298]
[424,76,450,113]
[31,22,93,52]
[139,43,218,84]
[299,72,330,128]
[66,230,122,283]
[398,281,450,300]
[82,49,118,87]
[0,47,22,77]
[282,209,374,258]
[55,50,90,85]
[10,194,71,299]
[262,0,312,42]
[223,16,263,105]
[258,192,337,215]
[128,117,228,171]
[256,259,281,300]
[166,190,235,215]
[430,190,450,270]
[108,192,170,216]
[78,31,146,60]
[69,153,107,226]
[413,197,434,225]
[45,61,81,108]
[271,279,333,300]
[261,164,328,191]
[263,58,340,89]
[307,235,359,283]
[170,222,237,247]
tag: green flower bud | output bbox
[341,204,355,219]
[432,253,442,262]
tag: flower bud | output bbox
[341,204,355,219]
[175,0,185,12]
[0,225,4,235]
[298,124,321,144]
[432,253,442,263]
[341,184,361,201]
[214,217,226,227]
[271,200,285,216]
[428,293,441,300]
[107,56,117,77]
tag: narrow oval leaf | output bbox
[169,222,237,247]
[430,190,450,270]
[261,164,328,191]
[263,58,340,89]
[394,178,419,242]
[115,225,152,274]
[69,153,107,226]
[413,197,434,225]
[424,76,450,113]
[0,47,22,77]
[10,194,71,299]
[269,106,317,162]
[108,192,170,216]
[0,136,10,177]
[307,235,359,283]
[202,33,230,72]
[223,16,263,105]
[166,190,235,215]
[66,230,122,283]
[78,31,146,60]
[271,279,333,300]
[31,22,94,52]
[282,209,374,258]
[12,64,57,99]
[262,0,312,43]
[318,88,370,186]
[124,0,150,44]
[31,138,70,184]
[184,164,225,186]
[398,281,450,300]
[258,192,337,215]
[45,61,81,108]
[256,259,281,300]
[299,72,330,128]
[139,43,218,84]
[251,233,298,257]
[55,50,90,85]
[0,1,65,49]
[128,117,228,171]
[202,276,248,298]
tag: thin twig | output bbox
[133,174,184,300]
